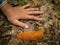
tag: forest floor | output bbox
[0,0,60,45]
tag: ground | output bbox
[0,0,60,45]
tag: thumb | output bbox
[12,20,29,28]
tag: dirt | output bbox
[0,0,60,45]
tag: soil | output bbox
[0,0,60,45]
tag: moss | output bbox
[19,0,27,6]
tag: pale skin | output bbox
[1,3,43,28]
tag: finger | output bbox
[22,3,31,9]
[28,11,43,15]
[26,8,39,11]
[12,20,29,28]
[21,15,43,21]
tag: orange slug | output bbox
[16,30,44,40]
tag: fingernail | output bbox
[25,25,29,28]
[40,18,43,20]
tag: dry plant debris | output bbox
[0,0,60,45]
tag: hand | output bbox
[1,3,43,28]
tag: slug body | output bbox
[16,30,44,40]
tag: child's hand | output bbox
[1,4,43,28]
